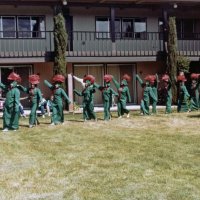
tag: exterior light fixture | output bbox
[63,0,67,5]
[173,3,178,8]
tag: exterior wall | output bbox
[136,61,165,104]
[0,5,54,30]
[0,5,54,53]
[33,62,54,99]
[71,7,162,32]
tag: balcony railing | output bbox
[0,31,200,58]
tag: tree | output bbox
[53,11,68,76]
[167,16,178,103]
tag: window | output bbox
[0,15,45,38]
[1,16,16,38]
[122,18,147,39]
[176,19,197,39]
[95,17,146,39]
[96,17,110,38]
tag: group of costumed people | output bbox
[0,72,71,131]
[0,71,199,131]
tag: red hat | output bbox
[162,74,170,82]
[177,75,187,82]
[83,75,95,84]
[122,74,131,82]
[7,72,21,82]
[29,74,40,84]
[103,74,112,83]
[190,73,200,80]
[52,74,65,83]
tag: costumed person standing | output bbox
[112,74,131,118]
[44,74,71,125]
[149,74,158,114]
[189,73,200,111]
[94,74,118,121]
[161,74,172,114]
[74,75,97,121]
[136,74,157,115]
[0,72,21,131]
[177,74,190,112]
[18,74,42,128]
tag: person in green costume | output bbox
[0,72,21,131]
[94,74,118,121]
[44,74,71,125]
[161,74,172,114]
[189,73,200,111]
[177,75,190,112]
[18,74,42,128]
[136,74,157,115]
[149,74,158,114]
[112,74,131,118]
[74,75,97,121]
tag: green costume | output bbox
[162,75,172,114]
[0,72,21,131]
[150,74,158,114]
[74,75,96,121]
[94,75,118,120]
[44,76,71,125]
[18,85,42,127]
[177,76,190,112]
[189,74,200,111]
[112,75,131,118]
[136,74,157,115]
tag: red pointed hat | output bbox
[145,75,156,83]
[7,72,21,82]
[83,75,95,84]
[52,74,65,83]
[162,74,170,82]
[177,75,187,82]
[190,73,200,80]
[29,74,40,84]
[103,74,112,83]
[122,74,131,82]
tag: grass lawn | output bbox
[0,110,200,200]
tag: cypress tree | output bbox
[167,16,178,103]
[53,12,68,76]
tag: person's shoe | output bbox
[118,116,122,119]
[29,125,34,128]
[42,115,45,118]
[2,128,9,132]
[127,113,130,118]
[50,122,55,126]
[48,113,51,116]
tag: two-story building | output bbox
[0,0,200,107]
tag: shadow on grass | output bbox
[188,114,200,118]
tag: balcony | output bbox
[0,31,200,60]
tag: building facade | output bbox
[0,0,200,107]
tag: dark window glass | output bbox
[18,16,31,38]
[2,17,16,38]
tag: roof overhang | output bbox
[0,0,200,8]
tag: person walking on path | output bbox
[94,74,118,121]
[0,72,21,131]
[177,75,190,112]
[44,74,71,125]
[112,74,131,118]
[18,74,42,128]
[74,75,97,121]
[136,74,157,115]
[161,74,172,114]
[189,73,200,111]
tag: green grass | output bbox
[0,111,200,200]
